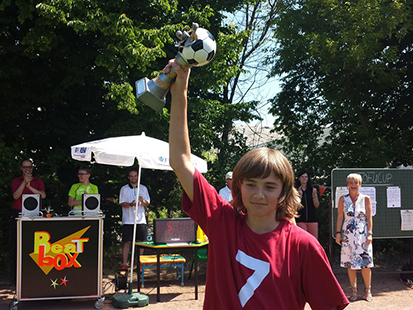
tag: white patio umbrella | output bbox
[71,132,208,172]
[71,132,208,293]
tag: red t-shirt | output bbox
[11,176,45,211]
[182,169,348,310]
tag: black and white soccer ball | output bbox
[179,27,216,67]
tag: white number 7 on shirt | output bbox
[236,250,270,307]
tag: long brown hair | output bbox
[232,148,301,221]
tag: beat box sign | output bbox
[29,226,90,275]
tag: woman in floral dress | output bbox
[336,173,373,302]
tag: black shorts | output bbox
[122,224,147,243]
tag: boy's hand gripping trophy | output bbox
[135,23,216,112]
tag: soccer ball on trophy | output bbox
[135,23,216,112]
[178,27,216,67]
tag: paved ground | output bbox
[1,261,413,309]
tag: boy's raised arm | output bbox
[167,60,195,201]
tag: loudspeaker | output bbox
[22,194,41,217]
[82,194,101,216]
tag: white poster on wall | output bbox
[334,187,348,208]
[360,187,377,216]
[401,210,413,231]
[386,186,401,208]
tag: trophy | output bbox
[135,23,217,112]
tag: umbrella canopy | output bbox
[71,132,208,172]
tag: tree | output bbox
[268,0,413,174]
[266,0,413,251]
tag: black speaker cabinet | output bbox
[22,194,41,217]
[82,194,101,216]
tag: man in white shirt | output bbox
[218,171,233,203]
[119,168,150,270]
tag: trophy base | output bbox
[135,78,166,113]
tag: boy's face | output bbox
[77,170,90,182]
[240,172,282,218]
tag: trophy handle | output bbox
[135,53,190,112]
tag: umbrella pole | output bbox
[128,165,142,293]
[112,165,148,307]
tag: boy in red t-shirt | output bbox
[166,59,349,310]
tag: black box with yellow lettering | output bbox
[16,217,104,304]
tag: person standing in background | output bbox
[11,159,46,253]
[68,167,98,215]
[218,171,233,203]
[119,168,150,270]
[295,171,320,239]
[336,173,373,302]
[12,159,46,218]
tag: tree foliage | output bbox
[202,0,282,185]
[269,0,413,174]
